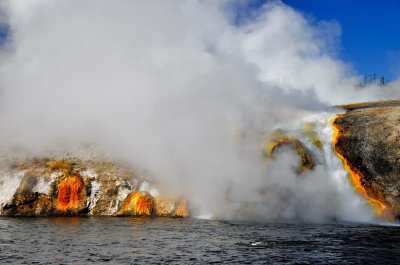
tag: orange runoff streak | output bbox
[57,175,83,211]
[173,199,189,217]
[330,116,388,217]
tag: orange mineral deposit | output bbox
[172,199,189,217]
[266,136,313,171]
[118,191,154,216]
[57,175,84,211]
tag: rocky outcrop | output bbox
[55,173,87,214]
[0,158,188,217]
[332,100,400,219]
[172,199,189,218]
[153,196,176,216]
[115,191,154,216]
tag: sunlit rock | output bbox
[2,172,54,216]
[0,157,188,217]
[171,199,189,218]
[115,191,154,216]
[46,160,72,171]
[153,196,176,216]
[82,165,136,216]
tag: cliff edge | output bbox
[332,99,400,218]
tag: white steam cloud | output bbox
[0,0,397,222]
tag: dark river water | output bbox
[0,217,399,264]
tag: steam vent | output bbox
[0,158,188,217]
[332,100,400,219]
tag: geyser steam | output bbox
[0,0,397,222]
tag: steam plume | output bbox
[0,0,396,222]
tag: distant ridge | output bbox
[334,99,400,111]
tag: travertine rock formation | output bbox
[0,158,188,217]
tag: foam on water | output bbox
[194,214,213,220]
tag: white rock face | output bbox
[0,171,25,211]
[32,173,60,195]
[88,180,101,213]
[112,180,134,215]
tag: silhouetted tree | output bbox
[359,74,386,87]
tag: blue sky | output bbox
[281,0,400,82]
[237,0,400,82]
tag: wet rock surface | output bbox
[332,100,400,218]
[0,158,188,217]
